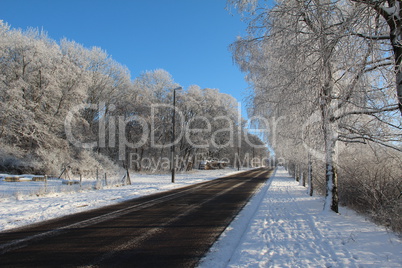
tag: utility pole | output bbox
[171,87,182,183]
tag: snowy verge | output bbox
[199,167,402,268]
[0,168,244,231]
[198,167,277,267]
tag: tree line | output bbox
[0,20,268,176]
[228,0,401,231]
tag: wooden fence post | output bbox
[126,168,132,185]
[45,175,48,193]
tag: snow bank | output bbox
[199,167,402,268]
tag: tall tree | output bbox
[352,0,402,115]
[228,0,401,212]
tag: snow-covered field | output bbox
[1,167,401,267]
[199,167,402,268]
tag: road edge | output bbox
[197,167,277,268]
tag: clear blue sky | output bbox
[2,0,252,115]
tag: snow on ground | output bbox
[1,167,401,267]
[0,168,240,231]
[199,167,402,268]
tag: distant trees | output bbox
[0,20,268,175]
[228,0,401,215]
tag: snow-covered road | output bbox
[199,167,402,268]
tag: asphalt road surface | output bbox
[0,168,273,268]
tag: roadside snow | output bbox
[0,168,240,231]
[2,167,401,267]
[199,167,402,268]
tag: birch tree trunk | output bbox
[321,102,339,212]
[323,136,339,213]
[307,152,313,196]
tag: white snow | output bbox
[199,167,402,268]
[1,167,401,267]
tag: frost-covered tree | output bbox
[0,26,84,173]
[0,20,268,175]
[0,23,120,174]
[351,0,402,115]
[228,0,401,212]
